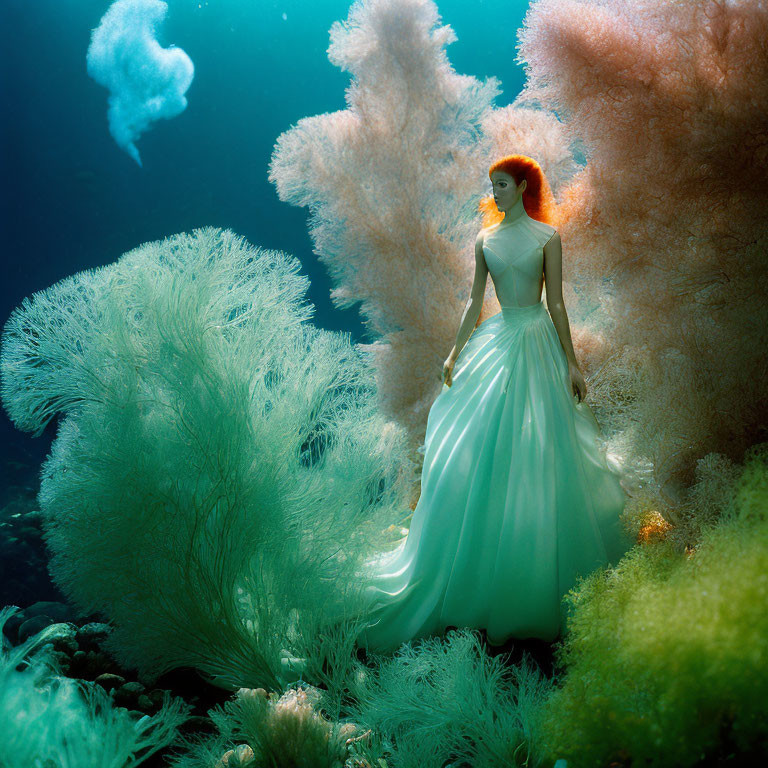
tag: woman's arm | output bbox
[543,232,579,365]
[448,230,489,362]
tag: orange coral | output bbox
[637,510,673,544]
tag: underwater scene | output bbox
[1,0,767,766]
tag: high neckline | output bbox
[492,213,528,233]
[491,196,528,231]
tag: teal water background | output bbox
[0,0,529,498]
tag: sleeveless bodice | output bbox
[482,215,556,308]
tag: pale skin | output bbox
[442,169,587,403]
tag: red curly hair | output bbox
[478,154,557,228]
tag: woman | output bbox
[357,155,634,654]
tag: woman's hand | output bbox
[569,360,587,403]
[442,354,457,388]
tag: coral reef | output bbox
[516,0,768,505]
[1,227,415,697]
[532,443,768,766]
[0,606,189,767]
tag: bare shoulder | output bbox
[544,227,560,247]
[477,223,499,242]
[474,229,490,269]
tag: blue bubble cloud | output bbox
[86,0,194,166]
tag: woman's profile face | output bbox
[490,170,524,211]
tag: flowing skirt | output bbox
[357,300,634,654]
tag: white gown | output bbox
[357,212,634,654]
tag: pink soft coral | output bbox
[517,0,768,502]
[269,0,572,450]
